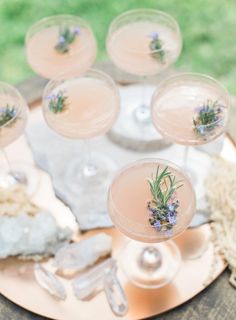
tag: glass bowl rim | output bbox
[106,8,182,55]
[151,72,231,129]
[107,157,196,230]
[25,14,97,58]
[0,81,27,129]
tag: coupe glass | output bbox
[0,82,38,193]
[42,68,120,214]
[106,9,182,149]
[26,14,97,79]
[151,73,230,180]
[108,158,196,288]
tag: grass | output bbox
[0,0,236,94]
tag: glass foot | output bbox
[64,152,117,196]
[0,162,40,195]
[108,84,171,151]
[120,240,181,289]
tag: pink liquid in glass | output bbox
[0,95,27,148]
[27,26,97,79]
[152,82,229,145]
[107,21,181,76]
[44,77,119,139]
[108,160,195,243]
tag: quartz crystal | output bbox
[54,233,112,275]
[72,258,116,300]
[0,212,72,259]
[104,270,129,317]
[72,258,128,316]
[34,263,67,300]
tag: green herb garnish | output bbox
[193,99,224,139]
[0,105,17,127]
[47,90,68,113]
[147,166,183,233]
[149,32,165,63]
[55,25,80,54]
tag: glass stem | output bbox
[183,146,189,171]
[134,76,150,124]
[0,149,11,187]
[138,246,162,272]
[1,149,11,172]
[82,140,98,177]
[141,75,147,107]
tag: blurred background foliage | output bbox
[0,0,235,93]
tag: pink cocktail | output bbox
[43,68,120,213]
[151,73,231,180]
[44,76,119,140]
[107,20,181,77]
[151,73,230,145]
[26,15,97,79]
[0,82,38,193]
[108,158,196,288]
[106,9,182,148]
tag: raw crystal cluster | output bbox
[0,185,72,259]
[0,212,72,259]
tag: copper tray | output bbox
[1,100,235,320]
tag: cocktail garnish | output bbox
[193,99,224,140]
[0,105,17,127]
[55,25,80,54]
[149,32,165,64]
[47,90,68,113]
[147,166,183,232]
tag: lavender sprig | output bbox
[55,25,80,54]
[47,90,68,114]
[193,99,224,139]
[147,166,183,232]
[149,32,165,64]
[0,105,17,127]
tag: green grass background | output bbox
[0,0,235,93]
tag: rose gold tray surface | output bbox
[1,103,235,320]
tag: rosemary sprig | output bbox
[55,25,80,54]
[47,90,68,114]
[0,105,17,127]
[193,99,224,139]
[147,166,183,232]
[149,32,165,64]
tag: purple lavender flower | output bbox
[59,36,66,44]
[73,26,81,35]
[197,125,205,135]
[154,220,161,231]
[167,213,177,225]
[0,107,5,114]
[46,94,57,101]
[194,105,204,113]
[167,204,175,212]
[164,229,173,237]
[149,31,159,40]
